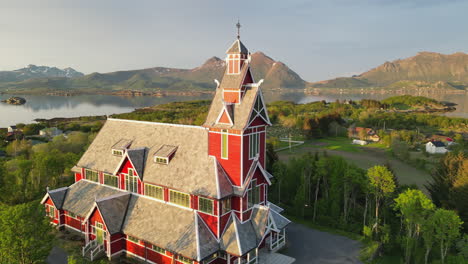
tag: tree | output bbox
[367,165,396,234]
[0,202,55,264]
[394,189,435,264]
[431,209,463,264]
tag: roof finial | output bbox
[236,20,241,39]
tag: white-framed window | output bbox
[125,169,138,193]
[222,198,231,214]
[127,235,139,244]
[67,211,77,219]
[199,197,214,214]
[47,205,55,218]
[104,173,118,188]
[249,133,260,159]
[169,190,190,208]
[86,169,99,182]
[221,129,228,159]
[151,245,165,254]
[178,255,193,264]
[145,184,163,200]
[112,149,123,156]
[154,156,168,164]
[247,179,260,208]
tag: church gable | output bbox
[247,92,271,127]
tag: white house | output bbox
[39,127,63,138]
[426,141,447,154]
[7,125,17,133]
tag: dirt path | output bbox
[279,146,431,192]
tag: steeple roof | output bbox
[226,39,248,54]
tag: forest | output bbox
[0,95,466,263]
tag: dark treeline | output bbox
[266,148,467,263]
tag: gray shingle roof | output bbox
[61,180,125,217]
[76,119,225,198]
[270,209,291,230]
[96,193,131,235]
[226,39,248,54]
[47,187,68,209]
[430,141,445,147]
[112,139,133,150]
[250,206,269,242]
[154,145,178,158]
[122,195,218,261]
[127,148,146,179]
[203,81,260,130]
[220,214,258,256]
[267,202,284,214]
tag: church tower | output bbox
[203,22,272,222]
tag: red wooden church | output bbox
[42,29,292,264]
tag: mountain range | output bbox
[0,64,84,83]
[310,52,468,90]
[1,51,467,93]
[0,52,306,93]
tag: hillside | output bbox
[310,52,468,90]
[0,52,305,93]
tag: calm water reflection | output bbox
[0,91,466,127]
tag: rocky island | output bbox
[1,96,26,105]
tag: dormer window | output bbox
[112,139,132,157]
[112,149,123,156]
[153,145,178,165]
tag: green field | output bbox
[277,137,432,192]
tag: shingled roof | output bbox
[126,148,146,179]
[122,195,219,261]
[220,214,259,256]
[61,180,125,217]
[95,193,131,235]
[76,119,229,198]
[226,39,248,54]
[203,83,260,130]
[43,187,68,209]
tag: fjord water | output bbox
[0,92,467,128]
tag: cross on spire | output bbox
[236,20,241,39]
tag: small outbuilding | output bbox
[39,127,63,138]
[425,141,447,154]
[7,125,17,133]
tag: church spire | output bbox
[236,20,241,39]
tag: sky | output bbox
[1,0,467,81]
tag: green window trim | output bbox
[104,173,119,188]
[221,130,228,159]
[47,205,55,218]
[145,184,164,200]
[67,212,77,218]
[222,199,231,214]
[85,169,99,182]
[112,149,123,156]
[177,255,193,264]
[249,133,260,159]
[169,190,190,208]
[248,180,260,208]
[199,197,214,214]
[127,236,140,244]
[151,245,165,254]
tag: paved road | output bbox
[46,247,68,264]
[284,223,363,264]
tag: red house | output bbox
[42,31,292,264]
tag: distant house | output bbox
[348,126,380,142]
[7,125,17,133]
[352,139,368,145]
[39,127,63,138]
[426,141,447,154]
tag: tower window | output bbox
[199,197,214,214]
[221,130,228,159]
[249,133,260,159]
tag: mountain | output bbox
[0,52,305,93]
[0,64,84,83]
[310,52,468,90]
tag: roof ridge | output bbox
[107,118,207,130]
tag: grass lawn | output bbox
[276,137,432,192]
